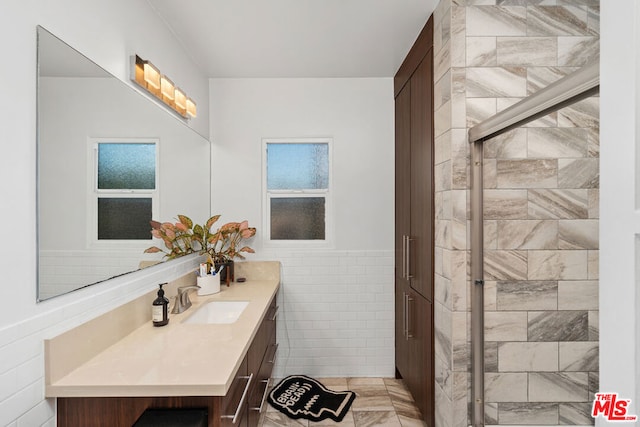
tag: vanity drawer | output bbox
[221,356,250,427]
[249,330,277,417]
[248,296,278,376]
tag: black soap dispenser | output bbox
[152,283,169,327]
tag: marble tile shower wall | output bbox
[432,1,599,426]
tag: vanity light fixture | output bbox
[131,54,197,120]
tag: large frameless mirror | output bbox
[37,26,211,301]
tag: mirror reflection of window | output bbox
[93,140,158,241]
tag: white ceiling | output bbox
[148,0,439,78]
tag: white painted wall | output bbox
[210,78,396,377]
[600,1,639,424]
[0,1,209,425]
[209,78,394,250]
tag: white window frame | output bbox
[262,137,333,248]
[86,137,160,248]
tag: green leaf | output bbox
[177,214,193,229]
[206,215,221,230]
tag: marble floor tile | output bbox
[262,412,309,427]
[348,377,386,387]
[309,413,356,427]
[316,377,350,390]
[260,378,426,427]
[392,400,424,421]
[353,411,402,427]
[351,393,396,411]
[384,379,415,403]
[397,414,428,427]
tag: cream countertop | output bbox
[45,262,280,398]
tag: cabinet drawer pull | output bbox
[222,373,253,424]
[270,306,279,321]
[268,343,279,364]
[250,379,271,413]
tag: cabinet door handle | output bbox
[250,379,271,413]
[403,292,408,340]
[222,373,253,424]
[406,237,414,279]
[401,235,407,279]
[406,294,414,339]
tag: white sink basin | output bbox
[183,301,249,324]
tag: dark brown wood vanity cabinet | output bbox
[394,15,435,426]
[56,295,278,427]
[246,297,278,427]
[223,297,278,427]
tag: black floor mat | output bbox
[267,375,356,422]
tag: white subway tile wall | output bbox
[263,250,395,379]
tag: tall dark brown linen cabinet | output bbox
[394,16,434,426]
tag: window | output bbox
[90,139,158,243]
[264,138,331,244]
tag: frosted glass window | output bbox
[97,198,152,240]
[92,139,157,242]
[270,198,325,240]
[97,143,156,190]
[264,139,331,243]
[267,143,329,190]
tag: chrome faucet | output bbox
[172,285,200,314]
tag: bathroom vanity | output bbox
[45,262,280,427]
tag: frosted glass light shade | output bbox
[160,76,175,100]
[174,88,187,109]
[143,62,161,89]
[186,98,197,118]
